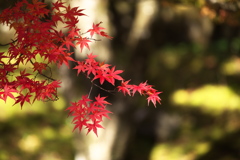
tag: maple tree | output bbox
[0,0,162,136]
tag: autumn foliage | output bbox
[0,0,161,136]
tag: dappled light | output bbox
[221,56,240,75]
[172,84,240,114]
[0,92,74,159]
[18,134,41,153]
[150,142,211,160]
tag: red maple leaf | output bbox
[87,22,113,39]
[64,18,79,29]
[99,31,113,39]
[63,37,75,50]
[87,22,105,37]
[86,119,104,137]
[132,81,149,96]
[14,93,32,109]
[86,53,97,64]
[147,91,162,107]
[117,80,132,96]
[94,94,111,108]
[0,85,18,102]
[105,66,123,85]
[73,61,86,75]
[32,62,47,74]
[20,69,32,77]
[76,37,91,52]
[92,70,108,85]
[52,1,65,11]
[64,6,85,21]
[98,61,111,71]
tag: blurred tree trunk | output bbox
[61,1,118,160]
[61,0,164,160]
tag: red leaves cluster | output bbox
[74,53,161,106]
[66,95,111,136]
[74,53,123,85]
[0,0,162,136]
[118,81,162,107]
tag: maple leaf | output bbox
[105,66,123,85]
[85,64,98,76]
[86,119,104,137]
[52,0,65,11]
[98,61,111,71]
[14,93,32,109]
[20,69,32,77]
[99,31,113,39]
[65,101,78,116]
[92,70,108,85]
[73,119,88,132]
[89,101,112,121]
[87,22,105,37]
[64,6,85,21]
[93,108,112,120]
[94,94,111,108]
[28,0,48,18]
[132,81,149,96]
[76,37,91,52]
[38,80,61,101]
[67,27,80,38]
[64,18,79,29]
[0,85,18,102]
[51,13,64,24]
[32,62,47,74]
[78,95,92,107]
[87,22,113,39]
[48,80,61,89]
[3,64,17,73]
[69,7,85,17]
[73,61,86,75]
[86,53,98,64]
[63,37,76,50]
[117,80,132,96]
[66,94,91,115]
[147,91,162,107]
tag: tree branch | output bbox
[0,39,18,46]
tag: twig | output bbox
[90,80,116,95]
[30,59,56,81]
[0,39,18,46]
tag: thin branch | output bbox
[36,72,56,81]
[81,69,116,95]
[86,37,102,41]
[80,31,89,35]
[88,83,93,98]
[79,31,102,41]
[0,39,18,46]
[30,59,56,81]
[90,80,116,95]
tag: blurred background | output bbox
[1,0,240,160]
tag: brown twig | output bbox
[0,39,18,46]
